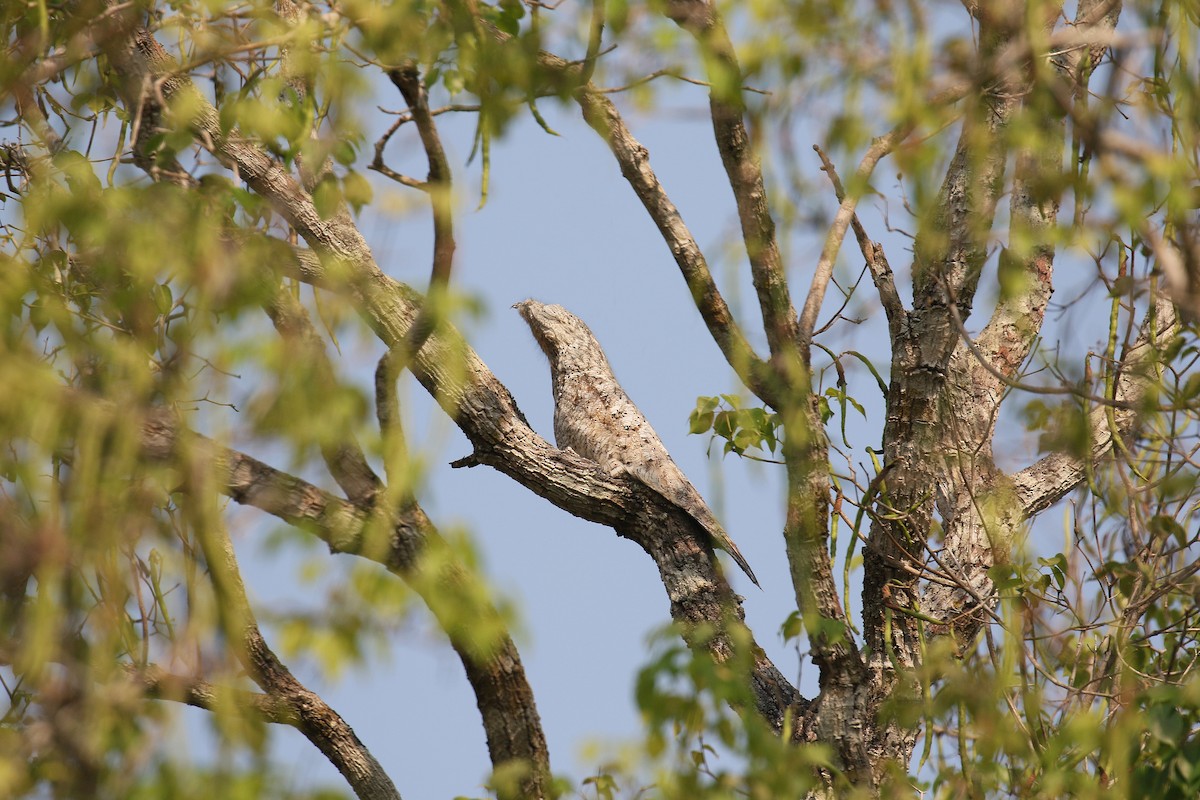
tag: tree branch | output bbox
[855,11,1051,776]
[663,2,800,361]
[178,456,402,800]
[375,350,410,490]
[133,665,301,725]
[264,287,383,504]
[657,14,860,679]
[916,291,1177,653]
[908,12,1035,336]
[1013,295,1178,517]
[136,411,551,796]
[915,0,1126,653]
[113,16,803,739]
[812,144,905,333]
[555,67,776,404]
[975,0,1121,380]
[383,63,456,363]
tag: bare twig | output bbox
[813,144,905,334]
[798,125,913,363]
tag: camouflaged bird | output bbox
[515,299,759,587]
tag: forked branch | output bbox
[179,458,400,800]
[813,144,906,337]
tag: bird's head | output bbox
[513,299,603,368]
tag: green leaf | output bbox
[28,298,49,332]
[688,410,714,434]
[332,138,359,166]
[818,396,832,423]
[844,349,889,396]
[780,611,802,642]
[342,171,374,214]
[713,410,737,438]
[815,617,847,645]
[312,175,342,219]
[150,284,174,316]
[1180,373,1200,402]
[988,564,1023,592]
[1149,515,1188,547]
[493,10,520,35]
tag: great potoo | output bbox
[515,299,759,587]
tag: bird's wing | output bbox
[622,426,761,588]
[555,376,761,587]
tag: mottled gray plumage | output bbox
[515,299,759,587]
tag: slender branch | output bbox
[179,454,401,800]
[264,288,383,504]
[134,665,300,724]
[594,67,770,95]
[385,63,456,362]
[370,162,427,190]
[371,104,479,187]
[579,0,605,85]
[812,144,906,336]
[570,82,776,405]
[798,125,913,364]
[375,350,410,490]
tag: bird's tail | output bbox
[623,468,761,588]
[723,539,760,588]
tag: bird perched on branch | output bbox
[515,299,759,587]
